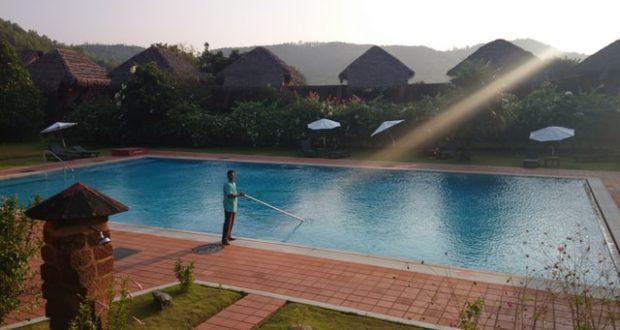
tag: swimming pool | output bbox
[0,157,615,277]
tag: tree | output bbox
[533,57,579,82]
[449,60,495,91]
[0,197,40,323]
[66,97,126,145]
[118,63,182,144]
[0,40,44,141]
[197,43,242,84]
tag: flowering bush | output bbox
[65,73,620,152]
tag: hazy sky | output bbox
[1,0,619,54]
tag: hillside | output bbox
[218,40,587,84]
[79,43,145,67]
[1,17,144,68]
[0,17,62,51]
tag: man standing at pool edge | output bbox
[222,170,243,245]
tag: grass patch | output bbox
[0,141,110,169]
[16,284,243,330]
[259,303,424,330]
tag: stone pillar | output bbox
[26,183,128,330]
[41,217,113,329]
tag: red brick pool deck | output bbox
[2,151,620,329]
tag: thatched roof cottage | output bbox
[447,39,538,77]
[27,48,110,95]
[338,46,414,89]
[109,45,203,88]
[219,47,305,88]
[575,40,620,80]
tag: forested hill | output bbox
[0,17,62,51]
[79,44,145,67]
[217,40,588,84]
[0,17,145,67]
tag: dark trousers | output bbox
[222,211,236,243]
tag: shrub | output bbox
[107,277,131,330]
[458,299,484,330]
[0,197,41,324]
[0,40,44,141]
[174,258,195,293]
[454,228,620,329]
[68,297,99,330]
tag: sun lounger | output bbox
[47,142,79,161]
[300,140,319,157]
[70,145,100,157]
[328,149,351,159]
[438,143,457,159]
[522,150,539,168]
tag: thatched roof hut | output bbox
[109,46,203,88]
[575,40,620,78]
[447,39,538,77]
[19,49,43,66]
[219,47,305,88]
[338,46,414,88]
[27,48,110,93]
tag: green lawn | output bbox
[0,141,110,169]
[16,284,243,330]
[2,142,619,172]
[259,303,424,330]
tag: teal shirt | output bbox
[223,182,238,212]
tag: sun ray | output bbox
[369,48,560,162]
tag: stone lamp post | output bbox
[26,182,128,330]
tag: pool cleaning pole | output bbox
[243,194,305,222]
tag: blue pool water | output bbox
[0,157,614,276]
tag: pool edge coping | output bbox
[587,177,620,271]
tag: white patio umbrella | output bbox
[529,126,574,156]
[307,119,341,148]
[371,120,404,146]
[307,118,341,130]
[41,122,77,147]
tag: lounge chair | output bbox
[47,142,78,161]
[522,150,539,168]
[70,145,100,157]
[438,143,457,159]
[455,149,472,161]
[328,148,351,159]
[300,140,319,158]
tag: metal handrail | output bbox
[43,150,74,179]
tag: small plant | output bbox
[458,299,484,330]
[107,277,132,330]
[174,258,195,293]
[68,297,100,330]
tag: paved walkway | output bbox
[6,229,611,329]
[195,294,285,330]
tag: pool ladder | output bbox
[43,150,74,180]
